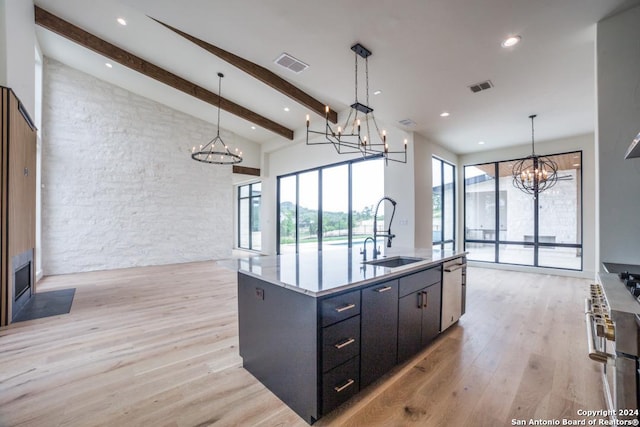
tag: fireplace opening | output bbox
[14,262,31,300]
[12,249,34,320]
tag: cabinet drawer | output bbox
[399,266,441,298]
[320,290,360,327]
[322,315,360,372]
[322,356,360,415]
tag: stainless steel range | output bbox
[586,262,640,422]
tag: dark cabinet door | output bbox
[397,282,442,363]
[397,290,424,363]
[420,283,442,346]
[360,280,398,387]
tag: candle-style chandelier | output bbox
[305,43,407,164]
[191,72,242,165]
[512,114,558,195]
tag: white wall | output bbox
[261,121,413,255]
[413,133,458,249]
[0,0,35,115]
[596,5,640,268]
[460,133,596,278]
[42,58,260,274]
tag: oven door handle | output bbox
[585,300,614,364]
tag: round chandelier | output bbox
[191,73,242,165]
[512,114,558,195]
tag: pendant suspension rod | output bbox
[216,73,223,138]
[365,56,370,108]
[354,52,358,104]
[529,114,536,156]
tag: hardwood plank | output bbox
[34,6,294,140]
[152,18,339,125]
[0,264,605,426]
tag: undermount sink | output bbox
[363,256,424,268]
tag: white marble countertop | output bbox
[235,247,466,297]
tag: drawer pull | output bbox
[334,338,356,349]
[334,378,355,393]
[335,303,356,313]
[375,286,392,293]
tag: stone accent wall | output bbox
[42,58,235,274]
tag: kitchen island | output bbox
[237,247,466,424]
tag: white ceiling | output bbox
[34,0,640,154]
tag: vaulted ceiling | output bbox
[34,0,640,154]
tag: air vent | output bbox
[274,53,309,74]
[398,118,416,127]
[468,80,494,93]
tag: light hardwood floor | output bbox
[0,262,604,426]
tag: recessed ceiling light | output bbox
[105,62,113,68]
[440,112,450,117]
[251,126,256,130]
[283,107,290,112]
[117,17,127,26]
[373,90,382,95]
[478,141,485,145]
[501,35,521,48]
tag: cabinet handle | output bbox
[444,263,466,272]
[334,338,356,349]
[375,286,392,293]
[423,291,428,309]
[417,292,423,308]
[335,303,356,313]
[334,378,355,393]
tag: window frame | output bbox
[237,182,261,251]
[276,156,383,255]
[463,150,583,271]
[432,156,456,251]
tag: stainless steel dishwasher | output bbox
[441,257,466,331]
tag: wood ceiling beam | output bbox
[232,165,260,176]
[150,18,339,124]
[34,6,294,140]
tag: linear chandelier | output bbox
[512,114,558,195]
[305,43,407,164]
[191,72,242,165]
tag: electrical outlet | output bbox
[255,287,264,300]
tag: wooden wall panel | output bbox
[0,87,37,326]
[1,89,8,325]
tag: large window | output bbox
[277,158,383,253]
[432,157,456,252]
[238,182,261,251]
[464,151,582,270]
